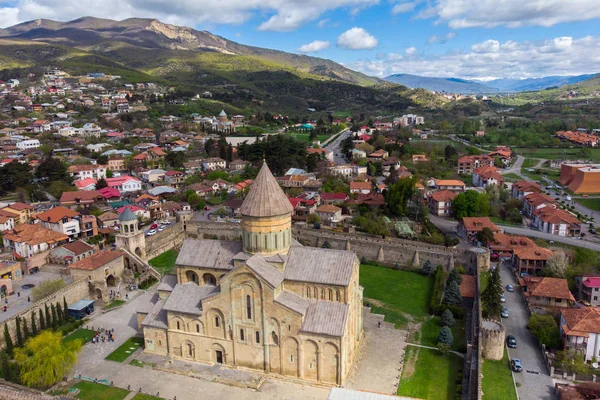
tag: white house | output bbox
[106,176,142,193]
[0,214,16,232]
[16,139,40,150]
[68,164,107,180]
[202,157,227,171]
[81,123,102,138]
[36,206,81,240]
[57,127,80,137]
[140,169,166,183]
[561,307,600,362]
[328,165,353,178]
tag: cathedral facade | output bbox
[139,162,363,386]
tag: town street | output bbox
[499,262,556,400]
[325,129,352,165]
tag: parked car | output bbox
[511,359,523,372]
[231,219,241,223]
[150,223,158,230]
[146,229,157,236]
[500,294,506,303]
[507,335,517,348]
[158,225,166,232]
[501,307,509,318]
[506,284,514,292]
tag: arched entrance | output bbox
[0,285,6,297]
[212,343,226,364]
[135,247,142,257]
[186,270,199,284]
[95,288,103,300]
[106,275,116,287]
[203,273,216,285]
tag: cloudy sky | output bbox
[1,0,600,79]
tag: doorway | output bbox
[216,350,223,364]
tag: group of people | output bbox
[91,327,115,344]
[2,292,31,312]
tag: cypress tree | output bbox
[45,304,51,329]
[3,323,13,358]
[482,267,503,318]
[15,318,22,347]
[50,304,57,329]
[39,309,45,330]
[56,303,63,325]
[21,318,29,341]
[63,297,69,321]
[30,313,37,336]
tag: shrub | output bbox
[421,260,433,275]
[440,309,456,327]
[31,279,66,302]
[437,326,454,346]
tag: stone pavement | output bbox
[0,270,71,324]
[345,309,408,396]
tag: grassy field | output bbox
[286,132,331,143]
[73,381,130,400]
[64,329,95,345]
[397,346,462,399]
[416,316,466,352]
[502,173,523,181]
[148,249,178,275]
[360,264,433,327]
[481,348,517,400]
[576,198,600,211]
[514,147,600,162]
[521,158,541,168]
[105,337,144,362]
[520,167,560,182]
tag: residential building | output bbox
[576,276,600,307]
[47,240,95,265]
[368,149,389,159]
[35,206,81,239]
[473,165,504,188]
[349,181,372,195]
[140,169,166,184]
[412,154,428,163]
[489,233,552,275]
[229,159,250,171]
[434,180,466,192]
[457,217,501,242]
[97,212,119,229]
[532,207,581,237]
[2,224,69,258]
[0,213,16,232]
[1,202,33,224]
[138,162,363,386]
[511,181,542,200]
[522,192,556,217]
[106,176,142,193]
[68,164,107,180]
[328,165,353,178]
[165,170,185,187]
[320,193,349,204]
[75,178,97,191]
[307,148,334,162]
[520,276,575,314]
[60,191,104,210]
[427,190,457,216]
[278,175,310,188]
[16,139,40,150]
[457,155,494,175]
[315,204,343,225]
[202,157,227,171]
[560,306,600,361]
[108,157,126,172]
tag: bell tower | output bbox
[115,207,147,259]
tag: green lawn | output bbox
[105,337,144,362]
[72,381,130,400]
[104,300,125,310]
[501,173,523,181]
[514,147,600,161]
[520,167,560,182]
[490,217,523,227]
[482,348,517,400]
[360,264,433,327]
[64,329,95,345]
[148,250,179,275]
[397,346,462,400]
[286,132,330,143]
[576,198,600,211]
[417,316,466,352]
[521,158,540,168]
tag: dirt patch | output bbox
[402,347,419,379]
[364,298,416,324]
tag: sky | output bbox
[1,0,600,80]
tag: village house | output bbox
[97,212,120,229]
[328,165,353,179]
[60,190,105,210]
[0,212,16,232]
[165,170,185,188]
[35,206,81,239]
[47,240,95,265]
[511,180,542,200]
[16,139,40,151]
[434,180,466,192]
[457,217,501,242]
[68,164,108,181]
[532,207,581,237]
[315,204,344,226]
[320,193,349,205]
[522,192,556,217]
[560,306,600,362]
[520,276,574,314]
[457,155,494,175]
[412,154,429,163]
[75,178,97,191]
[472,165,504,188]
[106,176,142,193]
[140,169,166,184]
[349,181,372,195]
[202,157,227,171]
[2,224,69,258]
[1,202,33,224]
[427,190,457,217]
[229,159,251,171]
[575,276,600,307]
[107,157,127,172]
[307,147,334,163]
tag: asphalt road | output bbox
[325,129,352,165]
[499,262,557,400]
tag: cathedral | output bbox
[139,162,363,386]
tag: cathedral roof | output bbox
[163,283,220,315]
[301,300,349,337]
[284,247,355,286]
[176,239,242,270]
[239,162,293,218]
[219,109,227,117]
[246,254,284,288]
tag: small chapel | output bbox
[138,161,363,386]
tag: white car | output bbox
[146,229,157,236]
[500,294,506,303]
[158,225,166,232]
[161,220,171,225]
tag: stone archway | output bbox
[95,288,103,300]
[203,273,216,285]
[186,270,199,284]
[135,247,142,257]
[211,343,226,364]
[106,275,116,287]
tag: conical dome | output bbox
[119,206,137,221]
[239,162,293,218]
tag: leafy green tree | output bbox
[322,240,332,249]
[437,326,454,346]
[30,313,37,337]
[384,176,417,217]
[440,309,456,327]
[95,178,108,189]
[476,227,495,246]
[166,151,186,169]
[481,267,503,318]
[4,323,14,357]
[0,162,33,193]
[529,314,562,349]
[35,157,71,183]
[451,191,490,218]
[15,317,23,347]
[421,260,433,275]
[555,349,589,375]
[14,330,82,389]
[46,181,76,200]
[443,280,463,306]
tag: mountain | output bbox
[383,74,498,94]
[481,74,598,92]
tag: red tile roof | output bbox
[69,249,124,270]
[460,217,501,233]
[35,206,80,223]
[429,190,457,202]
[521,276,574,301]
[561,306,600,337]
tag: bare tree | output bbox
[546,251,569,278]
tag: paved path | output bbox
[500,155,527,180]
[499,262,556,400]
[325,130,352,165]
[405,343,464,358]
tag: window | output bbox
[158,340,162,346]
[246,295,252,319]
[264,236,267,249]
[594,296,598,301]
[215,316,220,327]
[256,331,260,344]
[240,328,245,341]
[309,363,313,369]
[290,355,294,363]
[336,290,341,302]
[306,287,311,298]
[313,287,318,298]
[596,288,599,292]
[196,324,201,333]
[176,321,180,330]
[321,288,325,299]
[271,331,279,346]
[329,289,333,301]
[275,234,278,248]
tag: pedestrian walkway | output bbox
[405,343,465,358]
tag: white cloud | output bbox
[345,36,600,79]
[405,46,417,55]
[391,1,417,14]
[317,19,329,28]
[297,40,330,53]
[337,27,378,50]
[428,32,455,44]
[0,0,379,31]
[418,0,600,29]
